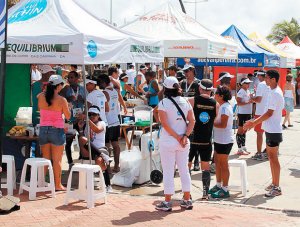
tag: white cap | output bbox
[240,78,253,84]
[182,64,195,72]
[163,76,179,89]
[86,78,97,84]
[216,72,234,82]
[88,107,100,115]
[38,65,55,74]
[48,75,64,85]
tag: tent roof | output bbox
[276,36,300,59]
[248,32,292,58]
[6,0,163,64]
[121,2,238,59]
[221,25,278,58]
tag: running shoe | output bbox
[201,191,210,201]
[180,199,193,210]
[237,149,249,156]
[100,153,113,165]
[155,201,172,212]
[251,153,263,161]
[208,185,221,194]
[265,184,274,191]
[288,125,293,127]
[282,124,287,129]
[265,186,282,197]
[211,188,230,199]
[262,149,268,159]
[242,146,251,154]
[106,185,113,193]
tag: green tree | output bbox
[267,18,300,45]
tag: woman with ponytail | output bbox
[38,75,71,191]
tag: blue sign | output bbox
[8,0,47,24]
[199,112,210,124]
[87,40,97,58]
[0,0,6,48]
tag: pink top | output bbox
[40,109,64,128]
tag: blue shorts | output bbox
[39,126,66,146]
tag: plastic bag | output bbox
[111,147,142,187]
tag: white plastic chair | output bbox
[19,158,55,200]
[1,155,17,195]
[65,164,106,208]
[228,159,248,197]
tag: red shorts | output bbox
[254,115,264,133]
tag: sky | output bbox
[75,0,300,38]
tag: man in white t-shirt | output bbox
[86,77,109,126]
[250,70,270,161]
[236,78,253,155]
[125,64,136,86]
[136,65,147,93]
[31,64,42,84]
[244,70,284,197]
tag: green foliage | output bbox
[267,18,300,45]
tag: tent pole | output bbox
[205,57,208,79]
[82,64,93,164]
[234,56,239,134]
[0,0,8,190]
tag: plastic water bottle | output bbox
[31,142,36,158]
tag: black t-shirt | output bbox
[180,79,200,97]
[191,95,217,143]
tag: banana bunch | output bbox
[9,126,27,136]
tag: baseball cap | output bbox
[86,77,97,85]
[182,64,195,72]
[38,65,55,74]
[119,73,129,81]
[216,72,234,82]
[88,107,100,115]
[163,76,179,89]
[199,79,214,91]
[48,75,65,86]
[139,65,147,70]
[240,78,252,84]
[167,65,178,71]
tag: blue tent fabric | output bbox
[177,25,280,68]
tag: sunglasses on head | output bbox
[88,112,98,117]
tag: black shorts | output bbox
[265,132,282,147]
[189,143,212,162]
[105,125,120,143]
[214,142,233,155]
[238,114,252,127]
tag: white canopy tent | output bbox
[6,0,163,64]
[121,2,238,59]
[276,36,300,60]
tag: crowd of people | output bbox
[29,63,295,211]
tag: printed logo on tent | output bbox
[199,112,210,124]
[87,40,97,58]
[8,0,48,24]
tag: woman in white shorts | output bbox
[155,77,195,212]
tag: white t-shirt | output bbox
[105,88,120,127]
[87,89,108,125]
[85,121,106,149]
[237,88,252,114]
[126,69,136,85]
[262,86,284,133]
[255,81,270,116]
[31,69,41,82]
[213,102,234,144]
[158,96,192,144]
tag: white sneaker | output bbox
[242,146,250,154]
[106,185,113,193]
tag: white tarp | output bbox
[276,36,300,60]
[6,0,163,64]
[121,2,238,59]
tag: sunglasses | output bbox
[88,113,98,117]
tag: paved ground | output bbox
[0,109,300,226]
[1,193,300,226]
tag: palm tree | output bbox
[178,0,186,13]
[8,0,20,8]
[267,18,300,45]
